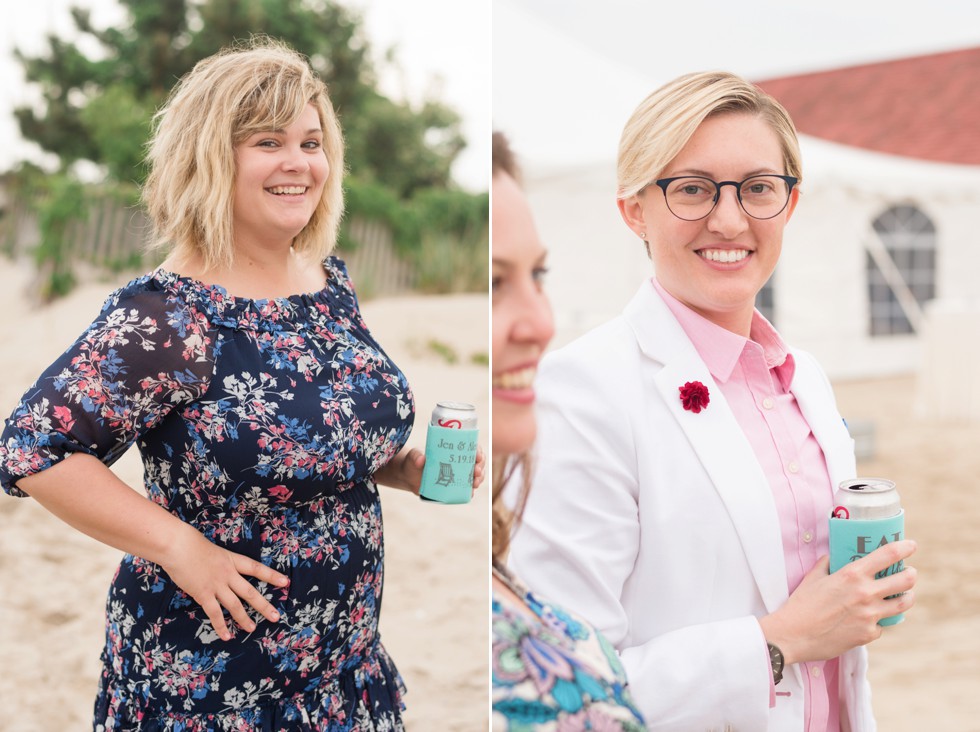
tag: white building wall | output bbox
[526,164,651,351]
[778,183,920,379]
[525,141,980,383]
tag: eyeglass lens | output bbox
[662,176,792,221]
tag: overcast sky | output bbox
[4,2,977,188]
[494,0,980,172]
[0,0,490,190]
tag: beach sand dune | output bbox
[0,262,489,731]
[835,377,980,731]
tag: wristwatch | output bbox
[768,642,785,686]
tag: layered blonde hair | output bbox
[143,38,345,269]
[617,71,802,200]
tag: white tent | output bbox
[517,136,980,376]
[495,2,980,410]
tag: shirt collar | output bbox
[652,278,795,388]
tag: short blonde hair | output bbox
[144,38,345,269]
[617,71,802,199]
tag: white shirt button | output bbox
[803,530,814,543]
[788,461,800,474]
[811,665,822,679]
[762,397,774,410]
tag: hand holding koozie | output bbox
[829,478,908,625]
[419,402,479,504]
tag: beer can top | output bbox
[839,478,896,494]
[833,477,901,520]
[435,401,475,411]
[431,401,478,429]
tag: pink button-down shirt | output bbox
[655,280,840,732]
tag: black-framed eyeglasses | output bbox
[652,174,799,221]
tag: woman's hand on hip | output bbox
[16,453,289,641]
[160,524,290,641]
[760,539,918,665]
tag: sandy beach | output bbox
[0,260,489,731]
[2,253,978,732]
[834,377,980,731]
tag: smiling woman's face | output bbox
[491,171,555,456]
[232,103,328,251]
[619,112,799,335]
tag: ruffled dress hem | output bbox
[94,649,406,732]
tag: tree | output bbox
[14,0,467,197]
[14,1,192,177]
[9,0,485,302]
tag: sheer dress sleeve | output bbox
[0,278,218,497]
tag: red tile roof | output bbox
[755,47,980,166]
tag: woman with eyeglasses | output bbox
[491,132,646,731]
[506,72,918,731]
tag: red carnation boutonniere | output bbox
[679,381,710,413]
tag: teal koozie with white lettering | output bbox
[829,510,905,626]
[419,424,478,504]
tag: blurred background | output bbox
[495,1,980,729]
[0,1,489,730]
[0,0,489,299]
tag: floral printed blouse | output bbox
[492,566,646,731]
[0,257,414,731]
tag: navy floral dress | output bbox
[0,257,415,731]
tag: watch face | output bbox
[768,643,784,684]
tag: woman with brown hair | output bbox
[491,131,646,731]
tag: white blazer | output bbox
[509,280,875,732]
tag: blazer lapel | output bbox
[624,281,789,612]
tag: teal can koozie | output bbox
[828,478,906,626]
[419,402,478,504]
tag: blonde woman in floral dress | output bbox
[0,40,482,731]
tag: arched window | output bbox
[867,204,936,336]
